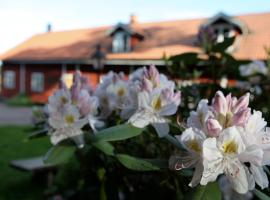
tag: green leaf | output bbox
[254,189,270,200]
[93,124,144,142]
[28,129,48,139]
[44,145,76,165]
[93,141,115,156]
[170,53,199,65]
[192,182,221,200]
[116,154,165,171]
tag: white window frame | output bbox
[112,31,130,53]
[31,72,44,92]
[4,71,16,89]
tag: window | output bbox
[112,31,130,53]
[213,25,236,43]
[4,71,15,89]
[31,72,44,92]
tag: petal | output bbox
[201,138,224,185]
[169,154,198,170]
[218,126,245,154]
[238,145,263,166]
[179,127,206,153]
[233,93,250,113]
[212,91,228,116]
[250,164,269,189]
[189,162,204,187]
[225,159,249,194]
[128,110,151,128]
[152,122,169,138]
[158,102,178,116]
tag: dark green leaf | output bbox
[93,141,115,156]
[93,124,144,142]
[254,189,270,200]
[44,145,76,165]
[192,182,221,200]
[212,37,235,53]
[28,129,48,139]
[116,154,164,171]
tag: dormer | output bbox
[200,12,248,43]
[108,16,144,53]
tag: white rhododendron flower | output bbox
[48,104,86,147]
[239,60,268,77]
[201,126,263,194]
[128,65,181,137]
[171,128,206,187]
[171,90,270,194]
[128,89,180,137]
[47,71,103,146]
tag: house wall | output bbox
[25,64,62,103]
[0,63,138,104]
[1,64,20,97]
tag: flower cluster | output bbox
[171,91,270,193]
[239,60,268,77]
[46,65,181,146]
[47,71,102,147]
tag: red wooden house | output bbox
[0,12,269,103]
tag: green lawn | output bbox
[0,126,51,200]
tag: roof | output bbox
[1,12,270,62]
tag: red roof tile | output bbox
[1,12,270,61]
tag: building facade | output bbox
[1,12,269,103]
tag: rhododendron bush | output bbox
[29,66,270,199]
[30,38,270,199]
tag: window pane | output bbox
[4,71,15,89]
[31,72,44,92]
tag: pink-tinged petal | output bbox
[232,108,250,127]
[172,91,181,105]
[212,91,228,115]
[233,93,250,113]
[225,93,232,111]
[206,118,222,137]
[149,65,160,83]
[142,78,153,92]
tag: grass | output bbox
[6,94,33,107]
[0,126,51,200]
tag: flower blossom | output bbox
[129,65,180,137]
[172,91,270,194]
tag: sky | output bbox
[0,0,269,54]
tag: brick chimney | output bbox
[47,23,52,33]
[130,14,138,25]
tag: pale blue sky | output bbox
[0,0,269,54]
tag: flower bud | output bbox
[233,93,250,113]
[213,91,228,116]
[232,108,251,127]
[206,118,222,137]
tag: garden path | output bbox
[0,103,32,125]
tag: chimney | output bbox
[130,14,138,25]
[47,23,52,33]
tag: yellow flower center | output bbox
[117,87,125,97]
[152,96,162,111]
[60,96,68,104]
[223,140,238,154]
[188,139,201,153]
[65,115,75,124]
